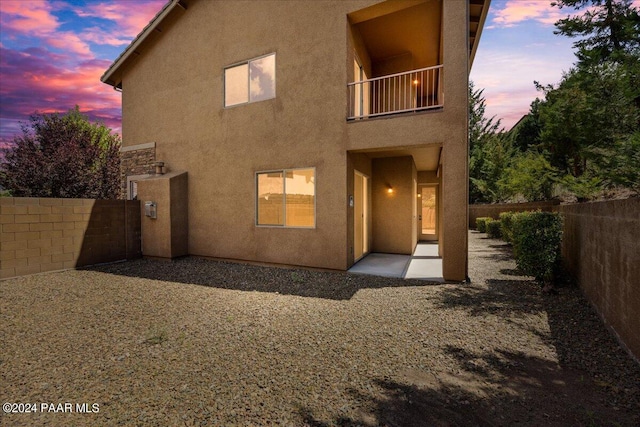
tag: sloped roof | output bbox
[100,0,186,88]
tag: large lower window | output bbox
[256,168,315,227]
[225,53,276,106]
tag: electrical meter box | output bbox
[144,201,157,219]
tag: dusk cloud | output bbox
[0,0,165,146]
[488,0,567,28]
[0,45,120,138]
[74,2,164,37]
[489,0,640,29]
[0,1,59,36]
[0,1,92,56]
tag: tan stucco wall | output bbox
[1,197,140,279]
[122,0,356,270]
[371,156,416,254]
[439,1,469,281]
[136,171,188,259]
[118,0,469,277]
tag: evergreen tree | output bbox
[508,99,542,153]
[469,81,508,203]
[552,0,640,65]
[513,0,640,198]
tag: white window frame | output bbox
[126,174,152,200]
[255,167,316,229]
[224,53,276,107]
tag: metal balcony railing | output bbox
[348,65,443,120]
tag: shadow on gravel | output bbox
[299,379,494,427]
[460,232,640,425]
[300,346,636,427]
[436,279,542,317]
[87,257,444,300]
[473,243,513,263]
[477,243,513,262]
[540,289,640,423]
[499,268,522,276]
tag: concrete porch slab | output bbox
[403,257,444,282]
[347,242,444,282]
[413,242,439,257]
[348,253,410,278]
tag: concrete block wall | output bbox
[1,197,141,279]
[469,198,640,360]
[556,198,640,360]
[469,200,559,229]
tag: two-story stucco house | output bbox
[101,0,490,281]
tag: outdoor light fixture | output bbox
[412,79,419,85]
[387,186,394,194]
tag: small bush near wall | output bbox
[486,219,502,239]
[499,211,515,243]
[476,217,490,232]
[512,211,563,292]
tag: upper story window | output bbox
[224,53,276,107]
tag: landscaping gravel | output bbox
[1,231,638,426]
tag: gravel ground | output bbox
[1,231,639,426]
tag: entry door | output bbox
[418,185,438,241]
[354,171,370,260]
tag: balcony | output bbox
[348,65,443,120]
[347,0,444,121]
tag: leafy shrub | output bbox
[0,106,121,199]
[560,174,603,202]
[476,217,491,232]
[486,219,502,239]
[499,211,516,243]
[511,211,563,288]
[497,152,557,202]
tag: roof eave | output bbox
[100,0,186,88]
[469,0,491,71]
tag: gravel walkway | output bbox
[1,232,638,426]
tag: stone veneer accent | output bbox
[120,142,156,199]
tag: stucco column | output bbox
[441,0,469,281]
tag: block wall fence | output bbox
[2,196,637,359]
[470,198,640,361]
[468,200,560,229]
[1,197,141,280]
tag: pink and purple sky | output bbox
[1,0,636,148]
